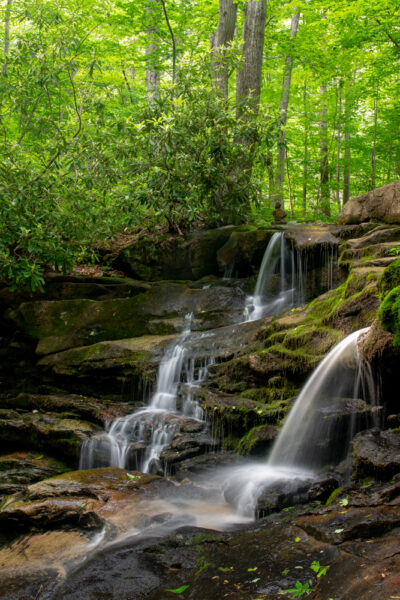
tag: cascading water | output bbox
[80,314,212,474]
[223,327,380,516]
[245,231,337,321]
[268,327,378,469]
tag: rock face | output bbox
[352,429,400,480]
[7,282,247,355]
[115,226,235,280]
[338,180,400,224]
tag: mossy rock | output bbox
[116,226,235,280]
[236,425,279,456]
[378,257,400,297]
[379,285,400,345]
[8,282,246,355]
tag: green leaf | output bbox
[166,585,189,594]
[34,454,44,460]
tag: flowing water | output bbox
[245,231,337,321]
[80,314,212,474]
[226,326,380,516]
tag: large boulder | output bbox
[0,467,160,533]
[38,320,261,398]
[338,180,400,225]
[7,282,246,355]
[352,428,400,480]
[115,227,235,281]
[0,409,101,463]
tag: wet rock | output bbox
[38,321,260,398]
[0,408,101,463]
[0,276,150,311]
[160,432,217,470]
[216,228,276,276]
[199,390,289,437]
[115,226,235,280]
[253,477,314,516]
[308,477,340,502]
[0,452,69,500]
[352,428,400,480]
[236,424,279,456]
[0,392,129,426]
[296,505,400,544]
[8,282,246,355]
[338,180,400,224]
[0,467,159,533]
[38,334,176,395]
[284,225,339,251]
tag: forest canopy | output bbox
[0,0,399,290]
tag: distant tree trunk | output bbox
[160,0,176,84]
[145,0,161,102]
[302,82,308,216]
[343,96,351,204]
[2,0,12,77]
[371,96,378,189]
[286,155,294,217]
[319,84,330,217]
[273,10,300,208]
[236,0,267,117]
[211,0,238,97]
[335,81,342,212]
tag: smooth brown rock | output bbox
[338,180,400,224]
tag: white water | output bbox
[245,231,337,321]
[226,327,379,516]
[80,314,213,474]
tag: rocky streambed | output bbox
[1,219,400,599]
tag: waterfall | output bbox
[224,327,380,517]
[267,327,378,469]
[245,231,337,321]
[79,314,212,474]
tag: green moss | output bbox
[378,257,400,297]
[378,285,400,345]
[306,285,345,325]
[325,487,343,505]
[236,425,276,455]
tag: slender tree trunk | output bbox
[2,0,12,77]
[160,0,176,84]
[211,0,238,97]
[302,83,309,217]
[286,155,294,217]
[319,83,330,217]
[236,0,267,117]
[145,0,161,102]
[343,103,351,204]
[371,96,378,189]
[273,11,300,208]
[335,82,342,212]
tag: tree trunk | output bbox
[211,0,238,97]
[302,82,308,216]
[160,0,176,84]
[2,0,12,77]
[335,82,342,212]
[371,96,378,189]
[236,0,267,117]
[319,84,330,217]
[343,132,351,204]
[145,0,161,102]
[273,11,300,208]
